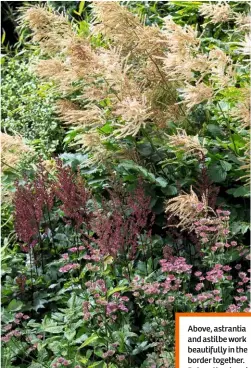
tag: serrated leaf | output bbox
[208,164,227,183]
[220,160,232,172]
[227,187,250,197]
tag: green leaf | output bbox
[107,286,129,297]
[7,299,23,312]
[163,185,177,196]
[207,124,224,138]
[227,187,250,197]
[155,177,168,188]
[87,362,105,368]
[220,160,232,172]
[64,328,76,341]
[208,164,227,183]
[44,326,64,334]
[79,334,99,349]
[78,1,85,15]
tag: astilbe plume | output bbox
[92,1,166,59]
[14,164,54,245]
[178,82,214,110]
[20,5,74,53]
[1,133,31,172]
[199,2,233,24]
[53,160,92,229]
[92,183,154,259]
[167,129,207,159]
[165,187,211,231]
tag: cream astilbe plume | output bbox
[113,96,153,138]
[163,52,210,81]
[234,13,251,32]
[237,34,251,56]
[178,83,214,110]
[208,49,235,87]
[199,3,233,24]
[20,6,75,53]
[92,2,166,59]
[230,89,250,128]
[165,187,210,231]
[35,59,76,91]
[73,131,110,165]
[1,133,31,172]
[65,41,101,79]
[92,2,140,51]
[56,100,104,128]
[163,16,199,54]
[35,59,66,80]
[167,130,207,158]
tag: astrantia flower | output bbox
[59,263,80,273]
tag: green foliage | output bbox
[1,52,64,156]
[1,1,250,368]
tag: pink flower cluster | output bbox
[1,329,21,343]
[103,350,115,358]
[52,357,71,367]
[1,313,31,342]
[85,279,107,293]
[205,264,226,283]
[83,280,129,322]
[186,290,222,305]
[68,246,84,253]
[194,210,230,245]
[160,257,192,274]
[59,263,80,273]
[211,240,237,252]
[131,274,182,305]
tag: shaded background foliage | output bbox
[1,1,250,368]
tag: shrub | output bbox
[1,52,64,156]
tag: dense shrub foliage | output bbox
[1,52,63,155]
[1,2,250,368]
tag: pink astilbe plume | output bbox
[53,160,92,229]
[14,164,54,245]
[92,182,154,258]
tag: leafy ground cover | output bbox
[1,1,250,368]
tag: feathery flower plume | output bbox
[178,83,213,110]
[113,96,153,138]
[56,100,104,128]
[199,3,233,24]
[230,89,250,127]
[73,132,111,165]
[237,34,251,55]
[163,16,198,54]
[209,49,234,87]
[20,5,74,53]
[163,52,210,81]
[1,133,31,172]
[92,2,165,58]
[165,187,210,231]
[234,13,251,32]
[167,130,207,158]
